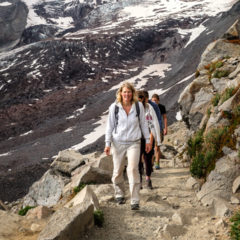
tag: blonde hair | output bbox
[116,82,138,104]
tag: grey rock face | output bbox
[0,0,28,52]
[23,169,65,207]
[65,185,99,210]
[198,39,240,70]
[38,201,94,240]
[197,154,240,206]
[51,149,87,176]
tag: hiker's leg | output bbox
[138,138,145,188]
[144,151,154,178]
[111,142,127,199]
[155,145,160,168]
[126,141,141,205]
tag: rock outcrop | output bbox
[179,19,240,210]
[0,0,28,52]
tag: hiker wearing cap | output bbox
[104,82,151,210]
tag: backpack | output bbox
[148,100,163,131]
[114,101,140,133]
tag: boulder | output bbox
[89,184,114,202]
[228,62,240,79]
[0,0,28,52]
[189,87,213,115]
[212,199,231,217]
[0,210,29,240]
[178,75,210,117]
[160,144,178,159]
[186,177,200,191]
[51,149,87,175]
[197,154,240,206]
[232,176,240,194]
[211,77,229,93]
[65,185,99,210]
[23,169,65,207]
[161,224,187,240]
[38,201,94,240]
[223,19,240,40]
[71,165,112,188]
[92,152,113,172]
[26,206,53,220]
[231,196,240,204]
[198,39,240,70]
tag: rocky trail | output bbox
[81,167,229,240]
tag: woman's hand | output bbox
[104,146,111,156]
[145,143,152,153]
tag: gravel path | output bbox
[81,168,229,240]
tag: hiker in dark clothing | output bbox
[151,93,168,169]
[104,82,151,210]
[137,90,161,189]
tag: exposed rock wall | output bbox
[0,0,28,52]
[179,19,240,208]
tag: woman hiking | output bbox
[104,82,151,210]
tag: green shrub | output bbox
[187,129,204,158]
[73,182,97,194]
[221,87,235,103]
[212,93,221,106]
[190,153,205,178]
[205,127,228,152]
[203,150,217,175]
[94,209,104,227]
[215,61,223,69]
[188,127,229,179]
[212,70,230,78]
[73,183,86,194]
[230,211,240,240]
[207,108,211,117]
[18,206,35,216]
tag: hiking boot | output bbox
[131,203,140,210]
[116,197,125,205]
[146,179,153,189]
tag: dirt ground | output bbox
[81,167,230,240]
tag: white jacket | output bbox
[144,103,161,146]
[105,101,150,147]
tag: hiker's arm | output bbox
[138,102,150,143]
[150,105,161,145]
[105,104,115,148]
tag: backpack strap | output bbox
[114,104,119,133]
[135,101,142,135]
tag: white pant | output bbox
[111,140,141,205]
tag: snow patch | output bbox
[110,63,172,91]
[20,130,33,137]
[70,114,107,150]
[0,1,12,6]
